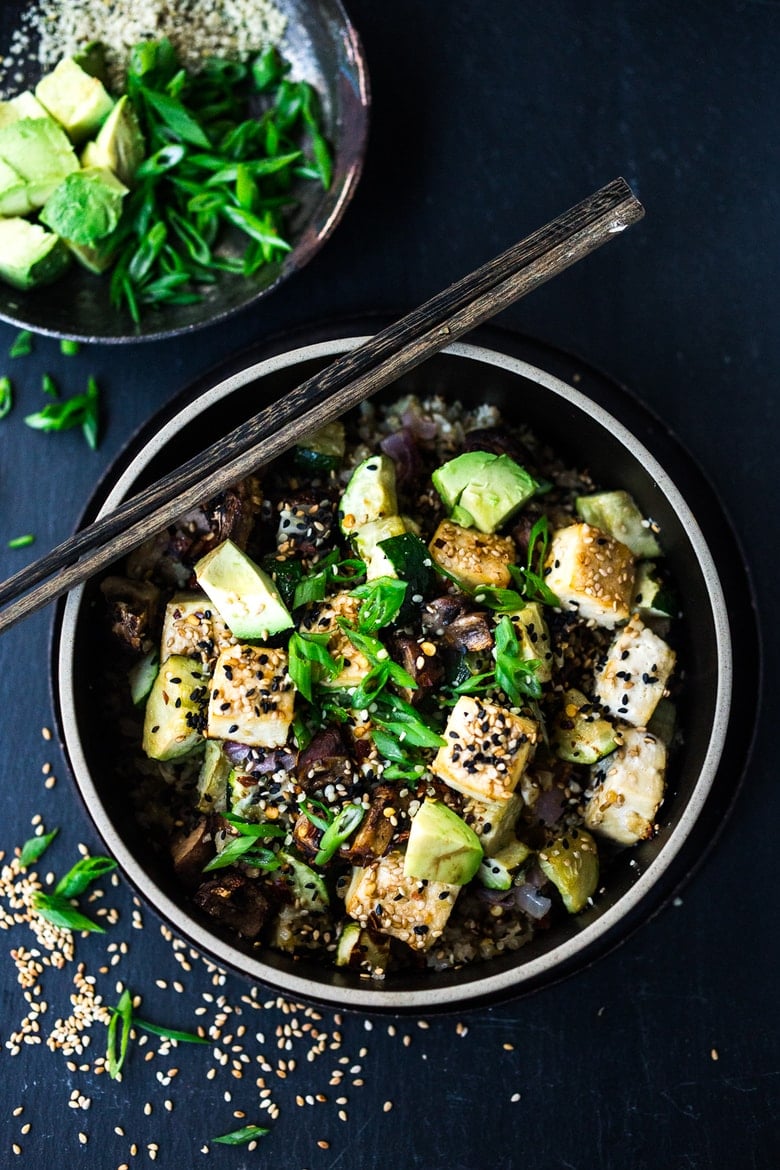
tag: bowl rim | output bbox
[55,334,734,1011]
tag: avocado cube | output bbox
[299,590,372,689]
[0,116,80,208]
[576,489,662,558]
[340,454,398,535]
[433,451,538,534]
[345,850,459,951]
[428,519,516,592]
[142,654,209,761]
[593,614,676,727]
[206,643,294,748]
[403,799,483,885]
[432,695,539,804]
[538,829,599,913]
[544,522,635,627]
[511,601,553,683]
[0,91,49,129]
[195,539,294,641]
[81,94,145,186]
[0,217,70,291]
[584,727,667,845]
[40,167,128,247]
[0,158,32,216]
[160,592,237,667]
[35,57,114,143]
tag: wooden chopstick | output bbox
[0,177,643,634]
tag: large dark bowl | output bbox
[53,327,759,1011]
[0,1,368,342]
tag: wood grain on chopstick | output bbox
[0,177,643,634]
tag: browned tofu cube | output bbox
[544,522,635,627]
[428,520,516,591]
[431,695,538,804]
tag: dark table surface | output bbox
[0,2,776,1167]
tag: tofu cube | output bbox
[345,850,459,950]
[207,644,294,748]
[584,727,667,845]
[300,590,371,689]
[428,520,516,591]
[544,522,635,627]
[161,591,236,666]
[461,792,523,853]
[431,695,538,804]
[594,614,676,726]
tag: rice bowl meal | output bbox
[92,384,684,982]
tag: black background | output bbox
[0,2,776,1167]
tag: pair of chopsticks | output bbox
[0,177,643,635]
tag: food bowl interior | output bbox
[0,0,368,341]
[58,339,731,1010]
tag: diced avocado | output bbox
[633,560,678,618]
[433,451,539,534]
[0,116,80,208]
[433,451,494,509]
[35,57,114,143]
[538,828,599,913]
[81,94,145,186]
[40,167,128,247]
[142,654,208,761]
[65,236,120,275]
[403,798,483,885]
[339,454,398,535]
[552,687,619,765]
[294,419,346,474]
[278,851,329,910]
[478,838,532,890]
[511,601,553,683]
[0,218,70,290]
[647,697,677,747]
[128,647,159,707]
[0,157,31,216]
[196,739,231,813]
[355,514,406,579]
[576,489,662,558]
[0,91,49,129]
[195,538,294,640]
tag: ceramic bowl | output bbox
[53,328,758,1011]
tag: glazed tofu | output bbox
[461,792,523,853]
[206,644,294,748]
[300,590,371,689]
[428,520,516,591]
[584,727,667,845]
[544,522,635,627]
[161,591,236,666]
[431,695,538,804]
[594,614,676,727]
[345,850,459,950]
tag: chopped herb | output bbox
[107,988,133,1078]
[31,891,105,933]
[202,820,284,873]
[313,804,367,870]
[288,630,342,702]
[24,377,100,449]
[212,1124,269,1146]
[131,1018,208,1045]
[7,534,34,549]
[493,615,543,705]
[42,373,58,398]
[60,339,80,356]
[350,576,407,633]
[0,375,12,418]
[54,854,117,898]
[19,827,59,867]
[9,329,32,358]
[509,516,559,606]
